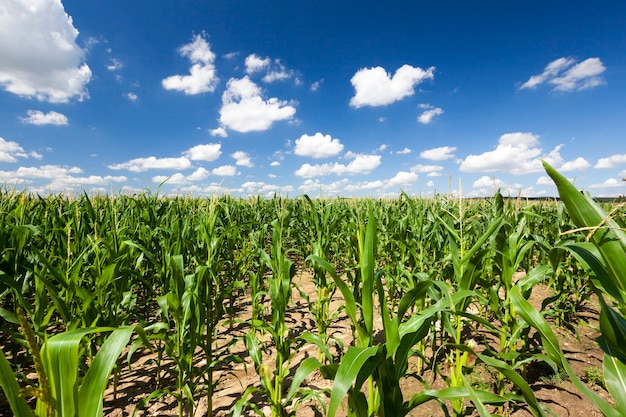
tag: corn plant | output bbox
[510,161,626,417]
[235,214,328,417]
[0,307,134,417]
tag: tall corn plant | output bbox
[0,307,134,417]
[511,160,626,417]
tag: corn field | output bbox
[1,162,626,417]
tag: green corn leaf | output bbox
[558,242,625,305]
[406,387,507,409]
[543,160,626,297]
[360,205,376,343]
[599,297,626,361]
[40,326,133,417]
[78,326,134,416]
[41,329,90,417]
[462,375,492,417]
[511,286,620,417]
[0,349,34,417]
[328,346,379,417]
[285,357,323,401]
[306,254,364,341]
[598,338,626,415]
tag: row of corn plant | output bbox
[1,186,621,415]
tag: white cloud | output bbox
[20,110,68,126]
[245,54,270,74]
[311,79,323,91]
[459,132,545,175]
[420,146,456,161]
[417,105,444,124]
[245,55,294,83]
[396,147,412,155]
[153,167,209,184]
[126,92,138,101]
[187,167,210,181]
[350,64,435,108]
[183,143,222,161]
[294,133,344,158]
[0,165,126,190]
[294,154,381,178]
[212,165,237,176]
[0,136,40,162]
[520,57,606,92]
[472,175,506,189]
[106,58,123,72]
[209,127,228,137]
[595,154,626,168]
[108,156,191,172]
[152,173,187,185]
[386,171,418,188]
[0,0,92,102]
[536,176,554,186]
[589,178,625,189]
[241,181,294,196]
[559,157,590,172]
[219,76,296,132]
[270,161,281,167]
[410,164,443,173]
[162,33,218,95]
[232,151,254,167]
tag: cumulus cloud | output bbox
[0,0,92,102]
[589,178,625,189]
[0,164,126,190]
[232,151,254,167]
[218,76,296,132]
[310,79,323,91]
[245,54,270,74]
[183,143,222,161]
[108,156,192,172]
[469,175,527,197]
[0,137,41,162]
[294,133,344,158]
[417,104,444,124]
[520,57,606,92]
[410,164,443,174]
[294,154,381,178]
[458,132,574,175]
[396,147,412,155]
[595,153,626,168]
[21,110,68,126]
[386,171,418,188]
[350,64,435,108]
[162,33,219,95]
[559,157,590,172]
[211,165,237,176]
[152,167,209,185]
[420,146,456,161]
[210,127,228,137]
[245,54,294,83]
[241,181,294,196]
[536,176,554,186]
[126,92,138,101]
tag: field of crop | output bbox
[1,162,625,417]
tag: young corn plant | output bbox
[0,307,134,417]
[511,161,626,417]
[235,214,327,417]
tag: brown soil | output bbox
[1,270,612,417]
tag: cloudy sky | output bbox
[1,0,625,197]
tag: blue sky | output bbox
[1,0,625,197]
